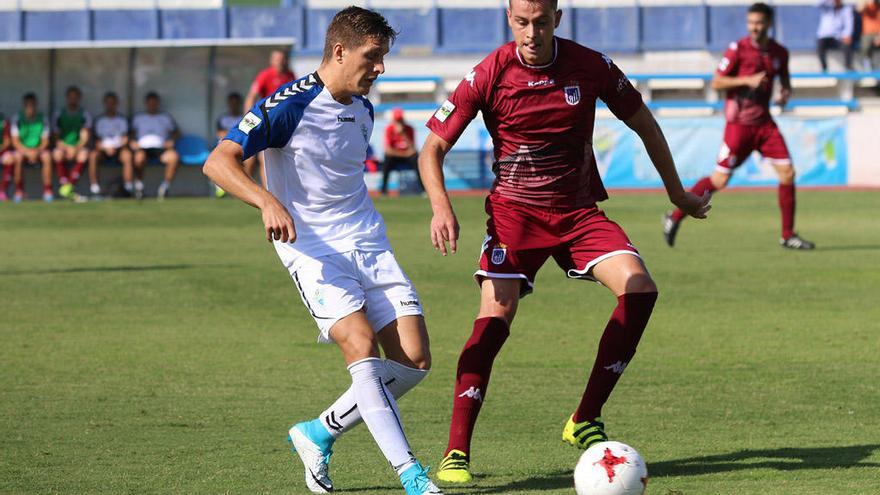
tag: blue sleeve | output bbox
[224,76,321,161]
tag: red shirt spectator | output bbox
[384,109,416,154]
[245,48,296,110]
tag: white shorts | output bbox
[288,250,423,343]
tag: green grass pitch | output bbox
[1,190,879,494]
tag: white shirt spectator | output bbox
[132,112,177,149]
[94,114,129,149]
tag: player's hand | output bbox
[775,88,791,107]
[672,191,712,219]
[261,198,296,243]
[744,72,766,89]
[430,208,460,256]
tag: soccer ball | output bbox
[574,441,648,495]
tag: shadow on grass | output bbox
[0,264,206,276]
[651,445,880,477]
[818,244,880,252]
[457,470,573,493]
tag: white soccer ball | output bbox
[574,441,648,495]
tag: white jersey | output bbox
[225,72,390,270]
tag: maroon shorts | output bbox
[476,195,641,297]
[716,121,791,173]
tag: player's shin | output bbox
[348,357,418,475]
[446,317,509,456]
[319,359,429,438]
[778,183,796,239]
[574,292,657,423]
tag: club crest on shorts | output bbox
[491,243,507,265]
[564,84,581,106]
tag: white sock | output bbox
[348,357,417,475]
[124,182,133,192]
[321,360,428,438]
[90,183,101,194]
[134,180,144,191]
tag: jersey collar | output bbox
[515,37,558,70]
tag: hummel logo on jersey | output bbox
[604,361,628,374]
[458,386,483,402]
[337,115,355,123]
[263,74,317,111]
[399,300,420,307]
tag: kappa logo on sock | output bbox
[604,361,628,374]
[458,386,483,402]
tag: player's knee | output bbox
[623,272,657,295]
[778,166,795,184]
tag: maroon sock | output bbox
[670,176,717,222]
[1,166,11,191]
[55,161,69,184]
[446,317,510,456]
[70,161,86,183]
[778,183,795,239]
[573,292,658,422]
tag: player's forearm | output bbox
[204,141,275,210]
[418,144,453,213]
[711,75,750,90]
[626,106,686,201]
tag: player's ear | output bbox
[554,9,562,28]
[333,42,345,64]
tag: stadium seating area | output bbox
[0,1,855,54]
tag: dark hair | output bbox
[748,2,774,22]
[103,91,118,100]
[145,91,160,101]
[23,92,37,102]
[322,6,398,62]
[508,0,559,9]
[227,91,242,101]
[66,85,81,96]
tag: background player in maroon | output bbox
[419,0,711,484]
[663,2,815,250]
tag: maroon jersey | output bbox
[427,37,643,208]
[717,37,789,126]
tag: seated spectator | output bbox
[131,91,179,200]
[0,112,14,202]
[52,85,92,199]
[212,92,247,197]
[10,93,53,202]
[90,91,132,198]
[380,108,422,195]
[857,0,880,70]
[817,0,856,71]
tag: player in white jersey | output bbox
[203,7,442,495]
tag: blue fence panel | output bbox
[383,8,438,50]
[303,8,335,53]
[708,5,748,51]
[93,9,159,41]
[161,8,227,40]
[0,11,21,42]
[24,10,90,42]
[775,5,820,50]
[641,5,707,50]
[229,6,302,40]
[438,8,504,52]
[574,7,639,53]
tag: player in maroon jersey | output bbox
[663,2,815,250]
[419,0,711,483]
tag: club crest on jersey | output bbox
[491,243,507,265]
[360,123,369,144]
[564,84,581,106]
